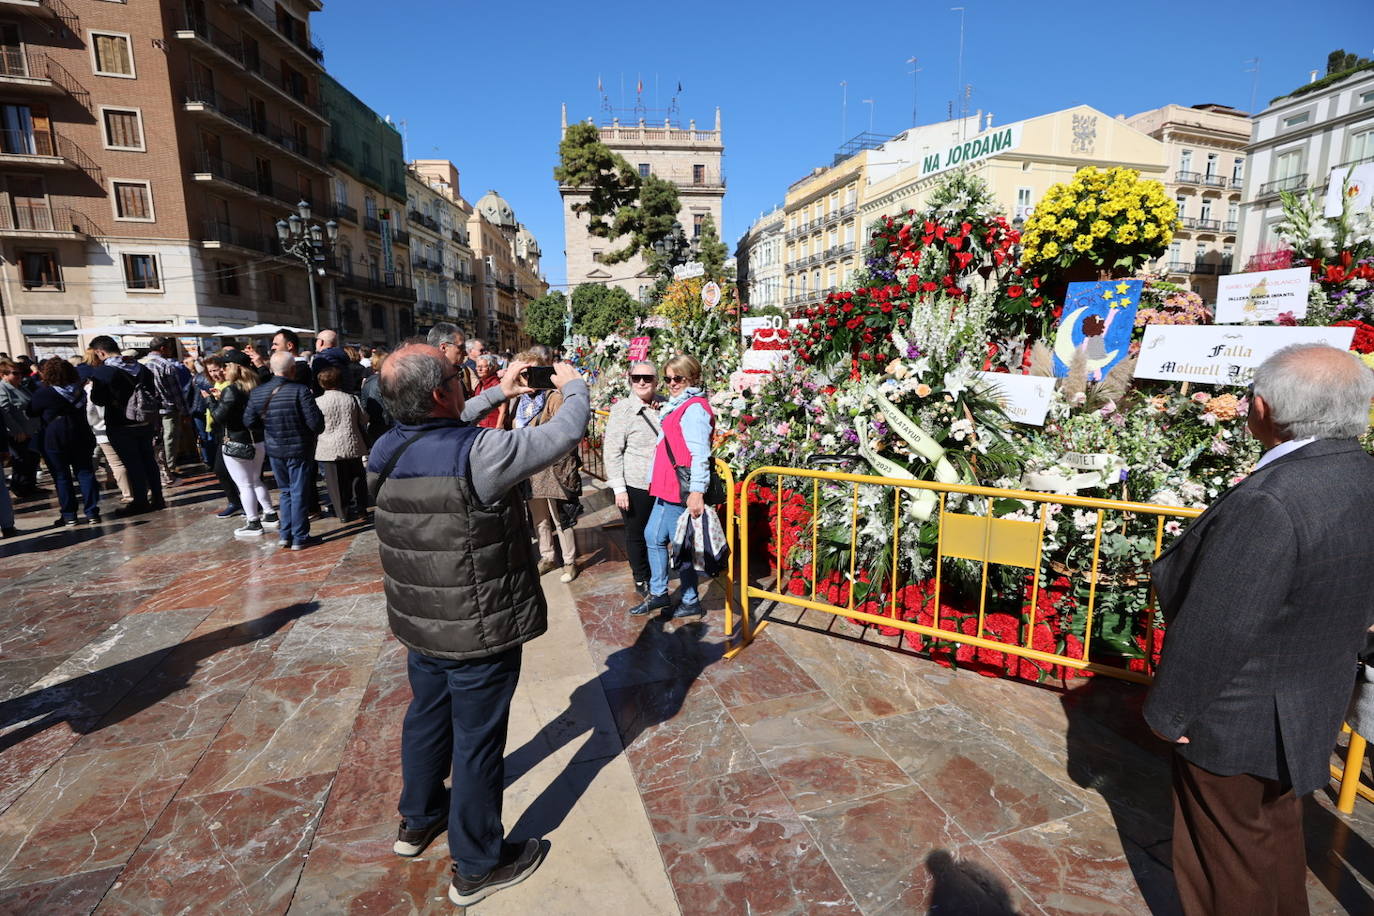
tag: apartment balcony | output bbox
[1174,170,1200,185]
[821,203,857,228]
[1200,174,1227,189]
[0,47,90,106]
[411,256,441,273]
[191,151,305,209]
[451,229,469,246]
[416,297,448,316]
[327,201,357,224]
[214,0,325,71]
[392,228,410,247]
[1181,217,1221,231]
[200,219,276,255]
[453,269,475,284]
[333,266,416,302]
[1222,220,1238,234]
[360,163,382,185]
[0,204,99,239]
[1191,262,1218,275]
[408,209,440,233]
[1259,174,1307,197]
[176,8,327,123]
[363,214,380,234]
[0,0,79,33]
[182,83,327,173]
[0,128,100,181]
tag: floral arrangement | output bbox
[1135,284,1212,327]
[1018,166,1176,273]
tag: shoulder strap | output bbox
[373,426,443,491]
[262,382,286,414]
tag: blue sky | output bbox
[318,0,1370,289]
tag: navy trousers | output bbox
[43,449,100,520]
[399,646,522,875]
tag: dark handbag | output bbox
[659,423,726,507]
[222,437,256,460]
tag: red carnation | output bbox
[1007,285,1024,298]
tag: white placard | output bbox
[742,349,789,371]
[976,372,1054,426]
[740,316,781,341]
[1214,267,1311,323]
[673,261,705,279]
[1135,325,1356,385]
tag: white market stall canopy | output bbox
[52,323,313,337]
[226,324,317,336]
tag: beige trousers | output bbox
[97,441,132,502]
[529,498,576,566]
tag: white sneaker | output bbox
[234,519,264,538]
[559,564,578,583]
[261,512,279,529]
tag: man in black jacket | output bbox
[368,344,587,907]
[88,336,163,516]
[243,351,323,550]
[1145,343,1374,914]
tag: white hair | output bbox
[1252,343,1374,440]
[269,350,296,377]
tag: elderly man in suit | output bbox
[1145,343,1374,914]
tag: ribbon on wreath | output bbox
[1020,451,1126,494]
[854,387,962,521]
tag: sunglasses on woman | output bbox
[664,375,689,384]
[629,374,657,384]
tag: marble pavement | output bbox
[0,472,1372,914]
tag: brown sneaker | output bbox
[448,838,549,906]
[393,818,446,857]
[536,559,557,576]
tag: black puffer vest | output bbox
[367,420,545,660]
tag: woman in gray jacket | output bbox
[601,361,663,595]
[315,365,369,522]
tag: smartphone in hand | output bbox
[523,366,556,390]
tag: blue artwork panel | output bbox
[1051,280,1142,381]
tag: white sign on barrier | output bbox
[977,372,1054,426]
[1135,325,1356,385]
[1214,267,1311,323]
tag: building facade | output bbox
[321,72,413,346]
[780,151,870,311]
[469,189,543,353]
[558,105,724,302]
[1236,67,1374,267]
[734,205,784,310]
[405,160,475,335]
[1127,103,1249,300]
[0,0,329,356]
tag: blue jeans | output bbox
[44,449,100,520]
[0,468,13,529]
[269,456,310,544]
[107,424,162,505]
[400,646,522,875]
[191,415,214,465]
[646,498,698,604]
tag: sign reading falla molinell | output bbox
[1134,325,1356,385]
[920,122,1023,179]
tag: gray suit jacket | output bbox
[1144,438,1374,794]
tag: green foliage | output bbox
[525,291,568,347]
[570,283,645,339]
[1275,57,1374,103]
[696,213,729,278]
[554,123,682,265]
[1328,49,1371,76]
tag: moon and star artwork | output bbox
[1052,280,1143,382]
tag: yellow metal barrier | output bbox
[729,465,1203,682]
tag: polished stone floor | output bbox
[1,471,1372,914]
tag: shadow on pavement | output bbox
[925,849,1020,915]
[503,614,721,839]
[0,602,318,754]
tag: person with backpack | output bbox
[88,336,162,517]
[142,337,190,487]
[28,357,99,526]
[244,351,324,550]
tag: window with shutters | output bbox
[267,271,286,301]
[18,250,59,290]
[89,31,134,77]
[100,107,143,151]
[110,179,153,221]
[216,261,240,296]
[121,253,160,291]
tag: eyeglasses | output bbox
[664,375,689,384]
[629,374,657,384]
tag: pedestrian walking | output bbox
[0,358,41,496]
[87,336,163,516]
[510,346,582,583]
[244,351,323,549]
[628,354,715,621]
[28,357,100,526]
[1144,344,1374,914]
[211,362,278,539]
[602,361,665,596]
[314,366,369,522]
[142,337,190,487]
[369,345,588,906]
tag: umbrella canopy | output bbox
[52,323,236,337]
[227,324,316,336]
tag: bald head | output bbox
[1251,343,1374,442]
[316,329,337,349]
[379,344,455,424]
[269,350,295,377]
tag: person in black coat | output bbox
[28,357,99,525]
[1145,344,1374,914]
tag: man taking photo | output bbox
[368,344,587,907]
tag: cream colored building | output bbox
[735,206,785,310]
[1126,104,1249,301]
[407,160,477,335]
[781,151,870,310]
[559,105,724,302]
[861,105,1169,260]
[469,190,545,353]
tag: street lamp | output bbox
[276,200,338,333]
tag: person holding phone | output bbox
[509,345,582,582]
[628,353,713,621]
